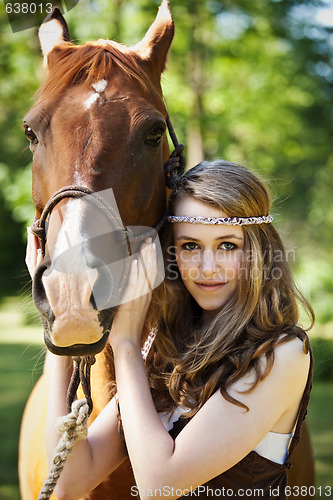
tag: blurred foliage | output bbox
[311,337,333,380]
[0,0,332,318]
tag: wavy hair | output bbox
[146,160,314,415]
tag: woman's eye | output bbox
[24,126,38,145]
[220,242,236,251]
[182,242,199,251]
[144,126,164,146]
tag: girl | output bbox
[26,160,313,499]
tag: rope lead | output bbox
[37,356,95,500]
[37,399,89,500]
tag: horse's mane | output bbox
[37,40,150,100]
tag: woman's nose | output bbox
[199,250,220,277]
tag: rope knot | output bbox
[56,399,89,438]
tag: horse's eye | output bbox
[24,126,38,145]
[145,127,164,146]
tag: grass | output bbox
[0,343,45,500]
[0,296,45,500]
[0,296,332,499]
[307,383,333,493]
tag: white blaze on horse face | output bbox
[49,198,88,273]
[42,198,102,347]
[84,79,108,110]
[73,161,87,187]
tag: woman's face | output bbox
[173,196,245,311]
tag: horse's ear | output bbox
[39,8,70,67]
[132,0,174,77]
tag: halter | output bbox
[31,185,129,256]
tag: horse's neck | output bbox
[87,345,116,419]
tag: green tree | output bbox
[0,0,332,311]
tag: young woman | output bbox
[26,160,314,499]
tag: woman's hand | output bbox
[109,238,157,353]
[26,227,42,278]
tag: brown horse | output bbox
[19,2,174,499]
[19,2,315,499]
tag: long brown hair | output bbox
[147,160,314,414]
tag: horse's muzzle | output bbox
[32,258,117,356]
[43,329,111,357]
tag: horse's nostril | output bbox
[81,231,131,311]
[81,245,115,311]
[83,245,104,269]
[32,258,55,324]
[91,266,115,311]
[82,231,128,268]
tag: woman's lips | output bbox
[195,281,226,291]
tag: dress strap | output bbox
[284,333,313,469]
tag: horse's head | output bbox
[24,1,174,356]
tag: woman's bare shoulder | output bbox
[273,334,311,372]
[225,333,310,419]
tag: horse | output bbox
[19,2,175,498]
[18,2,315,499]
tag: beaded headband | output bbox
[167,215,273,226]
